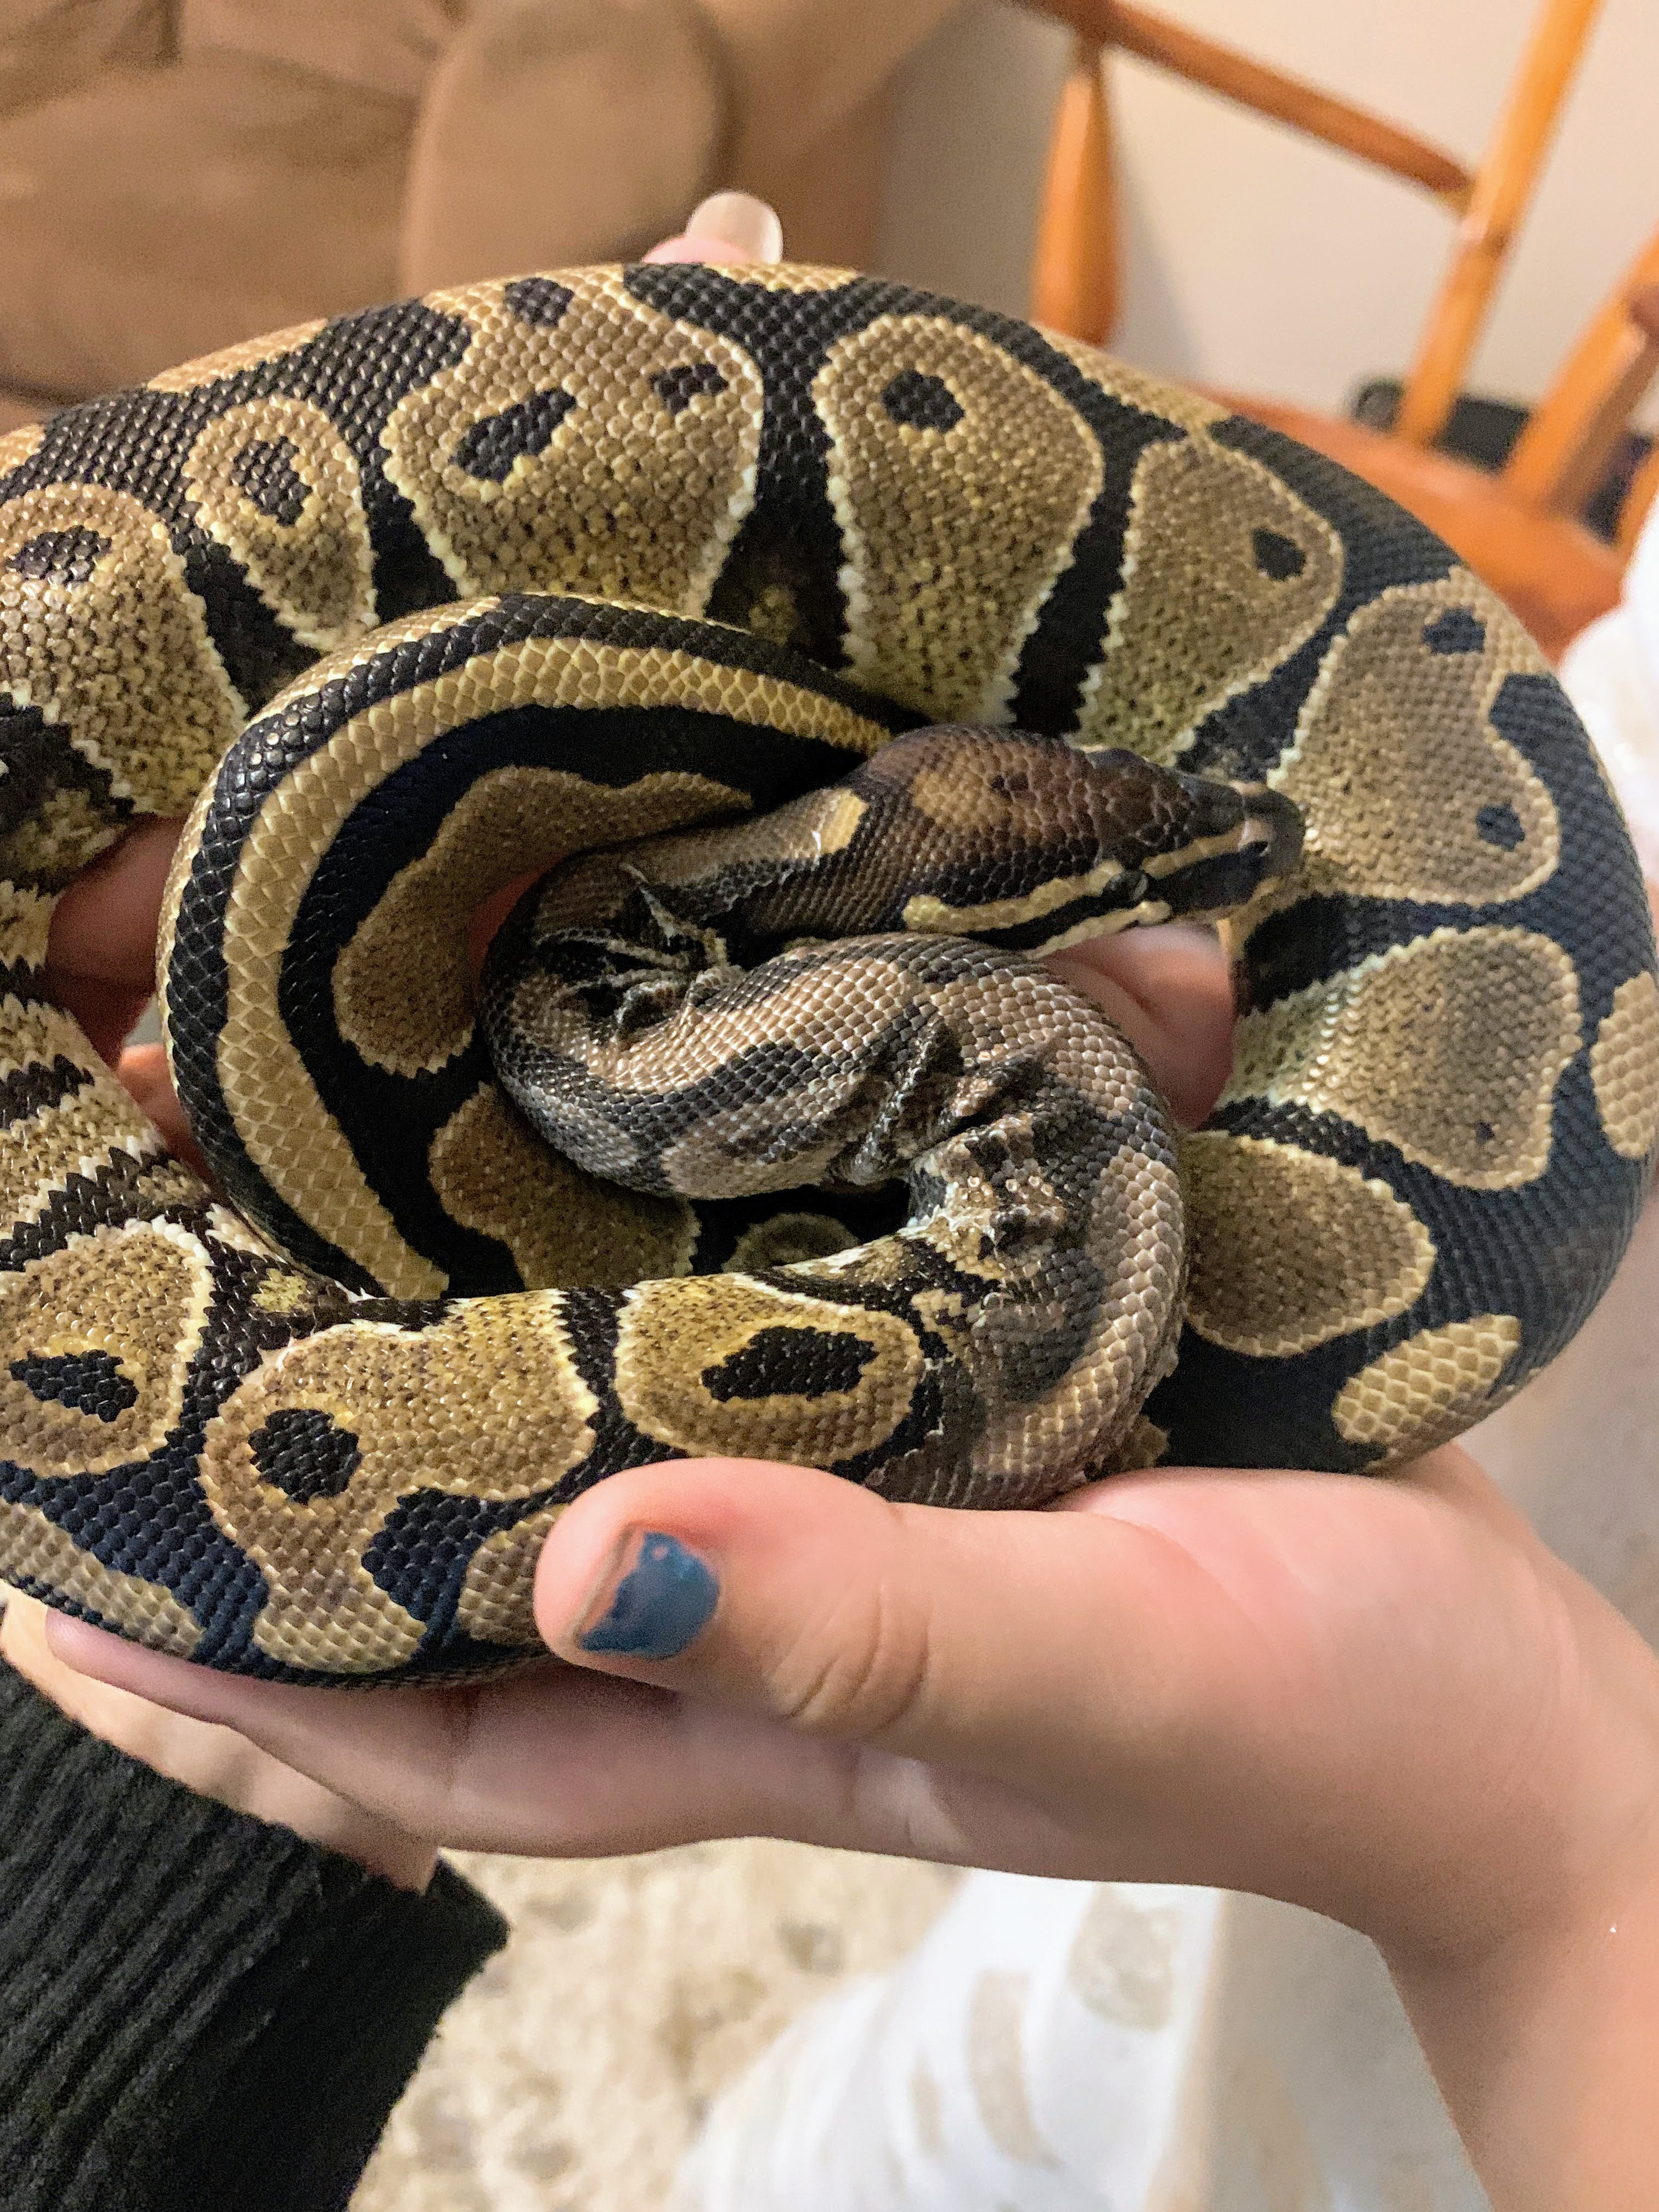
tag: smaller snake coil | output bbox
[0,262,1654,1681]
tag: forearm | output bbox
[0,1660,506,2212]
[1392,1865,1659,2211]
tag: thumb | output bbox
[532,1456,1280,1802]
[531,1452,1567,1942]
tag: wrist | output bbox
[1387,1850,1659,2211]
[1375,1595,1659,2212]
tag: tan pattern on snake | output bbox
[0,263,1654,1680]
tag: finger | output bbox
[47,816,183,989]
[1046,924,1234,1127]
[529,1449,1583,1918]
[641,190,783,266]
[115,1041,208,1176]
[533,1457,1284,1801]
[43,1609,871,1856]
[45,816,183,1058]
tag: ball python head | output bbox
[0,261,1652,1680]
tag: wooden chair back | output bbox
[1500,225,1659,555]
[1024,0,1605,449]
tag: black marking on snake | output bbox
[879,370,965,433]
[624,264,1178,712]
[250,1408,362,1503]
[653,363,729,415]
[1423,607,1487,654]
[504,276,574,328]
[7,528,111,585]
[0,1054,91,1125]
[229,436,310,526]
[1182,413,1464,788]
[1239,671,1654,1025]
[702,1327,878,1401]
[9,1350,138,1423]
[1214,1081,1645,1389]
[0,1152,170,1276]
[1250,526,1306,581]
[184,532,318,706]
[0,704,128,887]
[1476,801,1526,850]
[452,390,577,480]
[0,298,472,704]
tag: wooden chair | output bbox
[1232,229,1659,659]
[1024,0,1654,658]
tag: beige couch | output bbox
[0,0,960,426]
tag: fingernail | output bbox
[576,1530,719,1660]
[686,190,784,263]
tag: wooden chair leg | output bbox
[1030,35,1119,346]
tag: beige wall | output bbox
[874,0,1658,421]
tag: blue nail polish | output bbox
[578,1531,719,1659]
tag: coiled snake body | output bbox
[0,264,1654,1680]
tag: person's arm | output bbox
[0,1615,506,2212]
[1393,1872,1659,2212]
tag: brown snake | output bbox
[0,261,1653,1680]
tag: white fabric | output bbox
[675,533,1659,2212]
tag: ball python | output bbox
[0,263,1654,1683]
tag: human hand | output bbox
[50,1436,1659,2209]
[47,1437,1659,1944]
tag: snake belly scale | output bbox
[0,262,1652,1681]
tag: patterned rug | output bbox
[352,1840,957,2211]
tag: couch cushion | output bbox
[180,0,460,101]
[0,0,172,120]
[0,50,410,399]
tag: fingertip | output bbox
[641,236,754,266]
[44,1609,249,1724]
[532,1457,848,1665]
[642,191,783,266]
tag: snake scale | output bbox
[0,262,1654,1681]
